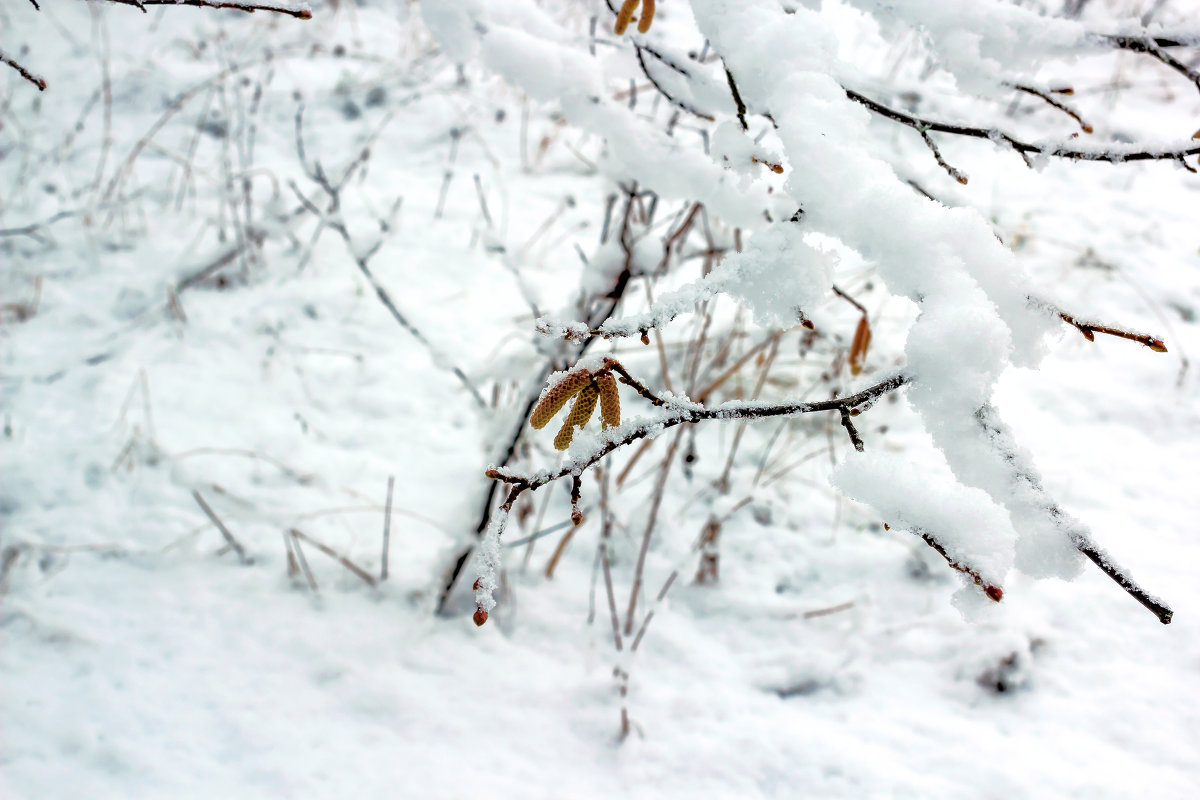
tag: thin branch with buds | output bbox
[0,49,46,91]
[844,88,1200,167]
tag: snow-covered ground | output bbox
[2,2,1198,798]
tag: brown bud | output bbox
[640,332,651,345]
[472,578,482,591]
[801,318,815,330]
[614,0,638,35]
[473,607,489,626]
[571,508,583,526]
[597,372,621,428]
[554,385,599,450]
[848,315,872,376]
[484,468,500,479]
[530,369,590,429]
[1148,338,1168,353]
[984,585,1004,602]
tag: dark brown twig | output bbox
[634,47,714,121]
[1013,85,1094,133]
[844,88,1200,166]
[489,373,908,494]
[1075,539,1172,624]
[725,64,748,131]
[1058,310,1168,352]
[1105,37,1200,95]
[101,0,312,18]
[918,127,969,184]
[0,49,46,91]
[902,525,1003,602]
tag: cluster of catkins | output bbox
[530,368,622,449]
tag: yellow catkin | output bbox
[614,0,639,35]
[597,372,620,428]
[554,386,598,450]
[849,316,871,376]
[638,0,655,34]
[530,370,589,429]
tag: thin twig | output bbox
[1013,85,1094,133]
[381,475,395,581]
[489,373,909,493]
[289,531,319,591]
[0,49,46,91]
[102,0,312,19]
[289,528,377,587]
[1057,310,1168,351]
[192,490,252,564]
[844,88,1200,165]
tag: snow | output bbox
[2,1,1199,799]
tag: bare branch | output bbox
[900,525,1004,602]
[0,49,46,91]
[1012,85,1094,134]
[100,0,312,19]
[845,88,1200,166]
[1104,36,1200,95]
[488,372,908,494]
[918,127,969,184]
[1057,310,1168,352]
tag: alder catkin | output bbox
[530,370,589,429]
[554,386,598,450]
[597,372,621,428]
[638,0,655,33]
[849,315,872,376]
[614,0,639,35]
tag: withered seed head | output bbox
[554,385,598,450]
[530,369,590,429]
[597,372,621,428]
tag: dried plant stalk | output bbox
[615,0,639,35]
[848,315,871,376]
[530,370,590,429]
[597,372,621,428]
[554,386,598,450]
